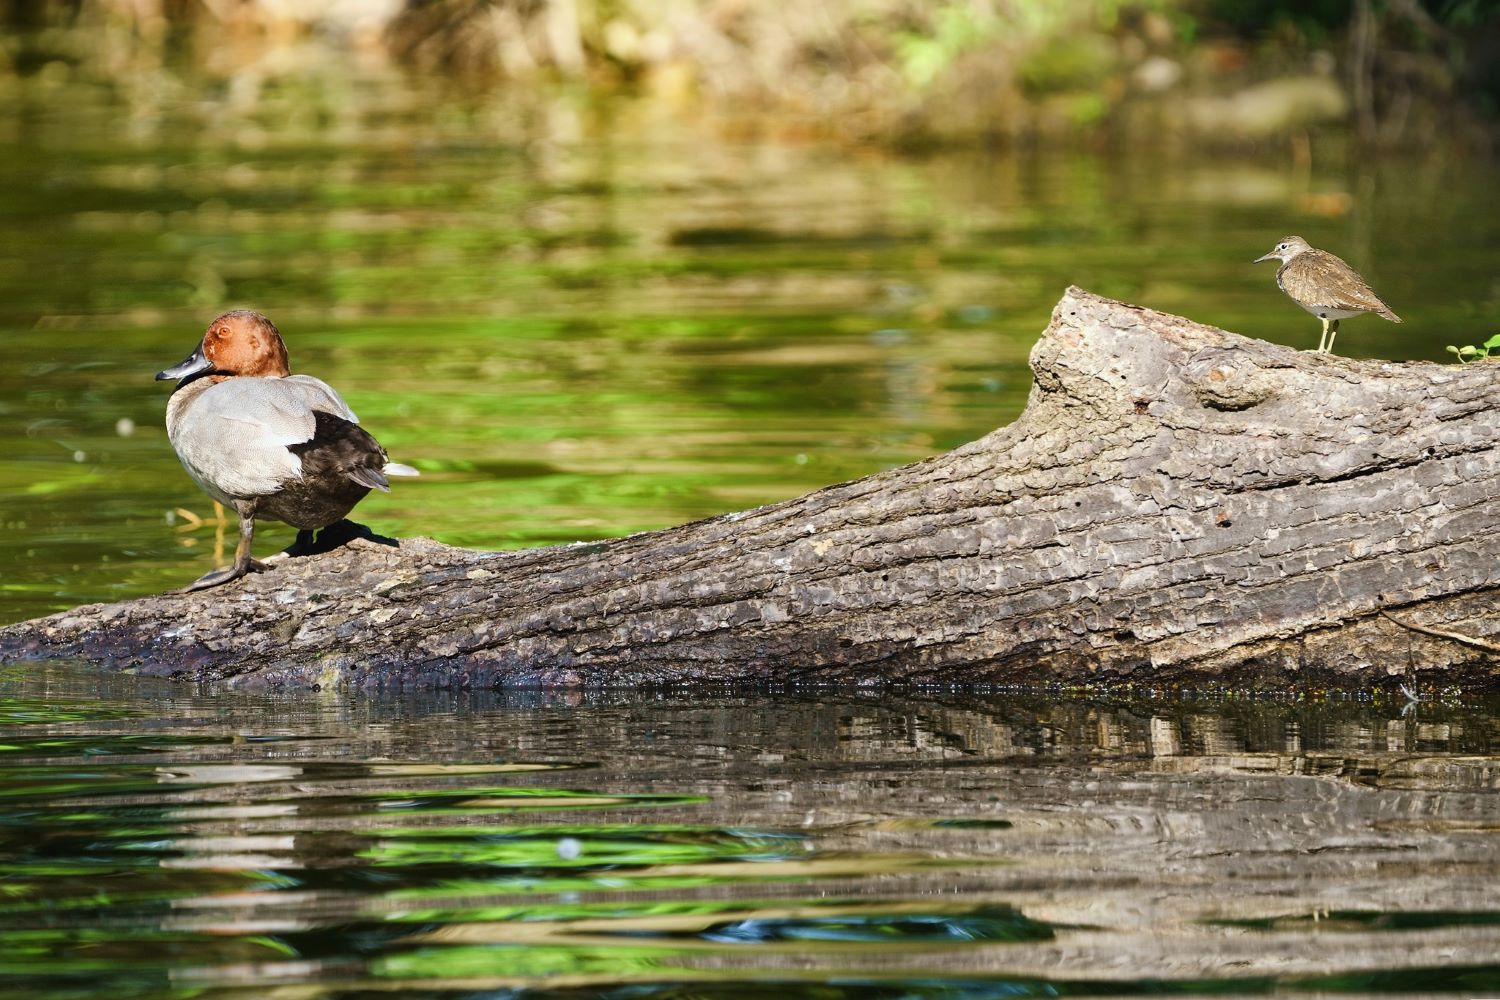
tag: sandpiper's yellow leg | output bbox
[1316,317,1330,354]
[1325,319,1340,355]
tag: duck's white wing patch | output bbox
[283,375,359,423]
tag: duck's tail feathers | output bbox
[384,463,420,478]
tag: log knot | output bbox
[1183,352,1280,411]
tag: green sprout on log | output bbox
[1445,334,1500,363]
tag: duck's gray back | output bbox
[166,375,361,503]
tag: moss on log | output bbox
[4,288,1499,690]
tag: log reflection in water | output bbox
[0,664,1497,994]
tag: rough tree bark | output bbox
[4,288,1500,690]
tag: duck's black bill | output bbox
[156,346,213,382]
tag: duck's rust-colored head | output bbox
[155,310,291,386]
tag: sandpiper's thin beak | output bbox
[1252,251,1277,264]
[156,344,213,382]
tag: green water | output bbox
[3,84,1499,620]
[3,663,1500,998]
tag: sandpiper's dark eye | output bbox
[1278,243,1287,249]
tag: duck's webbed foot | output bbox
[176,557,268,593]
[176,502,264,592]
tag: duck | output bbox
[155,310,418,591]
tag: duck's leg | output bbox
[1316,317,1330,354]
[271,520,368,560]
[265,528,318,565]
[178,501,267,592]
[1324,319,1341,355]
[286,529,318,556]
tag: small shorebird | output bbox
[1254,235,1401,354]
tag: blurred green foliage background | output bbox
[4,0,1499,145]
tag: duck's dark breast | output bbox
[260,410,389,529]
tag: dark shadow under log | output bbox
[5,288,1500,690]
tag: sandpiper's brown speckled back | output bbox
[1277,248,1402,322]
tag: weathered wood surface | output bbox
[4,287,1500,690]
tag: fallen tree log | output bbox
[4,287,1500,690]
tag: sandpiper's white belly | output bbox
[1296,303,1365,320]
